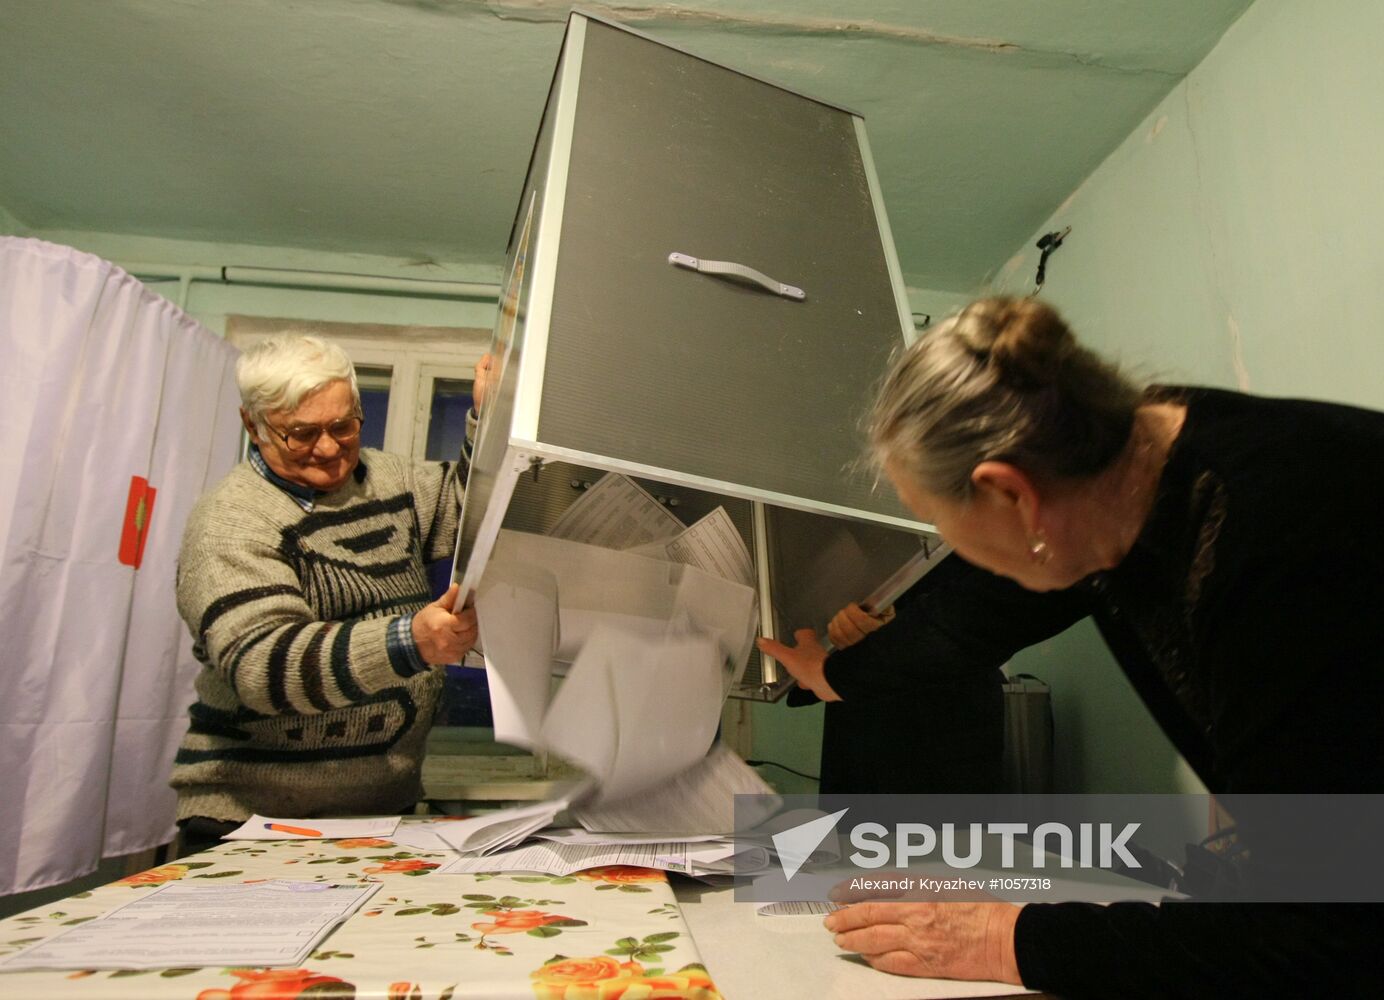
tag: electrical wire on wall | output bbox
[1032,226,1071,295]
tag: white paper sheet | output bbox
[431,785,589,856]
[223,815,400,841]
[548,472,685,549]
[536,626,717,805]
[384,824,458,853]
[534,828,729,846]
[755,900,843,916]
[629,506,755,588]
[473,559,560,748]
[603,628,724,801]
[574,743,780,835]
[0,880,379,971]
[495,531,756,667]
[435,839,714,878]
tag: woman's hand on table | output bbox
[824,901,1022,984]
[756,629,841,701]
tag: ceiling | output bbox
[0,0,1253,290]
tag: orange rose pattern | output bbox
[531,956,722,1000]
[195,967,354,999]
[386,982,421,1000]
[574,866,668,885]
[116,863,191,886]
[361,859,439,876]
[472,909,576,936]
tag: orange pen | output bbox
[264,822,323,837]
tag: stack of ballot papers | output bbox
[0,880,378,972]
[428,744,780,877]
[434,832,767,880]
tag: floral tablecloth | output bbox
[0,819,723,1000]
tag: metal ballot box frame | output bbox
[454,10,946,701]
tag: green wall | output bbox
[756,0,1384,796]
[15,228,502,335]
[749,283,970,794]
[992,0,1384,794]
[0,204,30,236]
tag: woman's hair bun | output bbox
[869,295,1141,499]
[958,297,1074,389]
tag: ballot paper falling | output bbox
[540,624,725,805]
[459,472,769,860]
[473,521,757,756]
[571,742,780,834]
[0,880,379,972]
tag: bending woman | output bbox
[760,297,1383,997]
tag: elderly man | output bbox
[172,333,481,849]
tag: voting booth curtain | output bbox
[0,238,242,895]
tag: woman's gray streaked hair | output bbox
[867,297,1143,501]
[236,333,360,432]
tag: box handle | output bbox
[668,252,805,301]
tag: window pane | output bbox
[356,365,390,451]
[426,378,475,461]
[441,666,495,728]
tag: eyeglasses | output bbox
[265,414,364,453]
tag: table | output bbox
[674,881,1030,1000]
[0,821,1039,1000]
[0,819,720,1000]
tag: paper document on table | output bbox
[756,900,842,916]
[386,824,460,853]
[0,880,379,971]
[548,472,684,549]
[432,786,587,856]
[535,828,729,846]
[629,506,755,588]
[435,839,725,877]
[574,743,780,835]
[223,814,400,841]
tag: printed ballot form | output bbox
[0,880,379,972]
[548,473,684,549]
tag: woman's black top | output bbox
[823,386,1384,998]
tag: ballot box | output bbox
[455,11,944,701]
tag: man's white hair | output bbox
[236,333,360,432]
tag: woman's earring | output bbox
[1028,532,1051,565]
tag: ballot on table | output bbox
[450,10,948,702]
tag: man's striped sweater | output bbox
[171,448,463,821]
